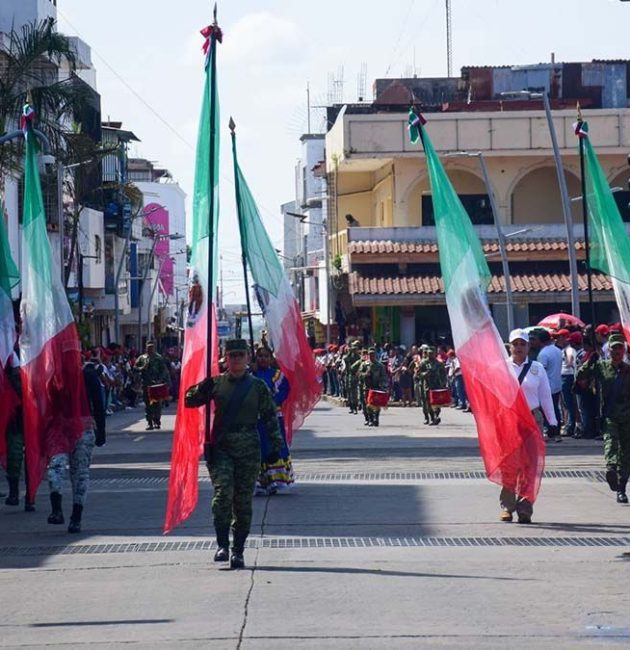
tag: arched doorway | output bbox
[511,167,581,225]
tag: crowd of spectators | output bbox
[316,319,628,440]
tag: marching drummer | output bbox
[135,342,171,430]
[358,347,388,427]
[418,346,447,426]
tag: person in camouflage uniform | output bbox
[418,346,447,426]
[185,339,282,569]
[343,341,362,414]
[576,334,630,503]
[135,342,170,430]
[358,348,388,427]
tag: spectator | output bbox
[532,328,563,442]
[557,329,577,437]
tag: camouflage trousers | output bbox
[346,377,359,411]
[5,416,24,479]
[47,430,96,506]
[143,387,162,425]
[207,429,261,538]
[603,418,630,479]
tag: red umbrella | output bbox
[537,313,585,330]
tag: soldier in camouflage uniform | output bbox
[47,356,106,533]
[418,346,447,426]
[358,348,388,427]
[135,342,171,430]
[185,339,282,569]
[576,334,630,503]
[343,341,362,414]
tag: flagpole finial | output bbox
[213,2,218,24]
[229,116,236,135]
[576,101,582,122]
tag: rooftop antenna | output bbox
[446,0,453,77]
[328,65,345,104]
[357,62,367,102]
[306,81,311,134]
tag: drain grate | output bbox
[90,469,605,489]
[1,535,628,557]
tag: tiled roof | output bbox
[348,239,586,255]
[350,271,611,296]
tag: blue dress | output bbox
[254,367,294,494]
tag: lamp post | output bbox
[113,204,167,344]
[287,211,331,346]
[136,231,183,349]
[445,151,514,332]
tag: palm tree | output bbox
[0,17,81,175]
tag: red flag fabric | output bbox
[0,367,20,469]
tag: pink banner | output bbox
[145,203,174,295]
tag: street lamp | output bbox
[445,151,515,332]
[136,231,184,350]
[287,211,331,346]
[113,204,167,344]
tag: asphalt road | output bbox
[1,399,629,649]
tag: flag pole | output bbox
[205,3,219,442]
[229,117,255,353]
[577,103,596,327]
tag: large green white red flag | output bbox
[577,121,630,341]
[19,107,89,500]
[0,200,20,469]
[164,21,221,533]
[411,110,545,502]
[231,135,322,444]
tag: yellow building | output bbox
[324,65,630,345]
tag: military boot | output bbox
[373,411,380,427]
[146,419,154,431]
[4,477,19,506]
[617,475,629,504]
[47,492,64,525]
[213,527,230,562]
[68,504,83,533]
[230,532,247,569]
[605,465,619,492]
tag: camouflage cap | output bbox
[225,338,249,353]
[608,334,626,348]
[350,340,360,348]
[368,347,376,353]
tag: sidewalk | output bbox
[1,402,629,648]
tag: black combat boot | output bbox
[605,465,619,492]
[154,418,161,430]
[373,411,380,427]
[617,475,629,504]
[68,503,83,533]
[5,477,19,506]
[146,419,154,431]
[47,492,64,524]
[230,532,247,569]
[213,527,230,562]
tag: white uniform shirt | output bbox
[561,345,576,376]
[509,358,558,426]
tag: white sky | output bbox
[57,0,630,301]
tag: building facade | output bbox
[324,62,630,344]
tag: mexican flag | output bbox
[0,201,20,469]
[19,111,89,501]
[232,137,322,444]
[164,23,221,533]
[413,110,545,503]
[578,121,630,341]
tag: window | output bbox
[422,193,493,226]
[94,234,102,264]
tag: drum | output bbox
[367,389,389,408]
[148,383,170,402]
[429,388,452,407]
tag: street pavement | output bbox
[1,399,630,649]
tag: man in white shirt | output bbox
[502,329,558,524]
[532,328,563,441]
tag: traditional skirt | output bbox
[256,414,295,495]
